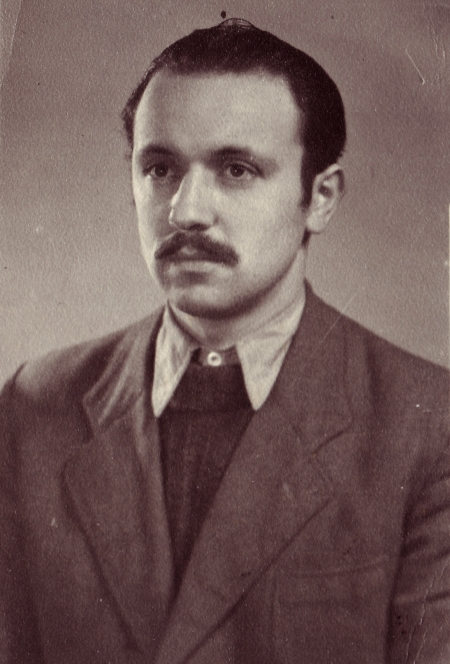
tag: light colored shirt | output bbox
[152,297,304,417]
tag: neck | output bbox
[169,265,306,350]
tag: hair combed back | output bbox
[122,19,346,204]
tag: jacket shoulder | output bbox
[336,308,449,412]
[10,311,162,409]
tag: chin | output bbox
[172,296,235,320]
[169,287,262,321]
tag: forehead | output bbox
[132,70,302,153]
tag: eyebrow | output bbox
[136,144,175,166]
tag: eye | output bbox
[223,163,256,180]
[147,163,171,179]
[228,164,247,178]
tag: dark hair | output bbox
[121,19,346,206]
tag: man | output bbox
[0,18,449,664]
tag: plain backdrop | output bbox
[1,0,449,385]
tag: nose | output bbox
[169,168,215,231]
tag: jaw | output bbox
[166,253,308,347]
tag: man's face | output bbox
[132,70,310,319]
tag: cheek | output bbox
[231,196,302,251]
[136,198,170,239]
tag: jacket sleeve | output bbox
[387,436,450,664]
[0,375,44,664]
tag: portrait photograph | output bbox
[0,1,449,662]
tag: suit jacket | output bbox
[1,287,449,664]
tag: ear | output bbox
[305,164,345,235]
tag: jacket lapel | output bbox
[155,286,353,664]
[64,311,173,656]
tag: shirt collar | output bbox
[152,297,304,417]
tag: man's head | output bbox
[122,19,346,208]
[125,20,346,325]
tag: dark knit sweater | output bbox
[158,362,254,596]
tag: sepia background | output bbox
[1,0,449,385]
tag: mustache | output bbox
[154,232,239,266]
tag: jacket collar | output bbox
[81,283,350,442]
[82,309,163,434]
[66,285,352,660]
[272,280,352,450]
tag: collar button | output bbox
[206,351,222,367]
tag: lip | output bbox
[163,247,226,263]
